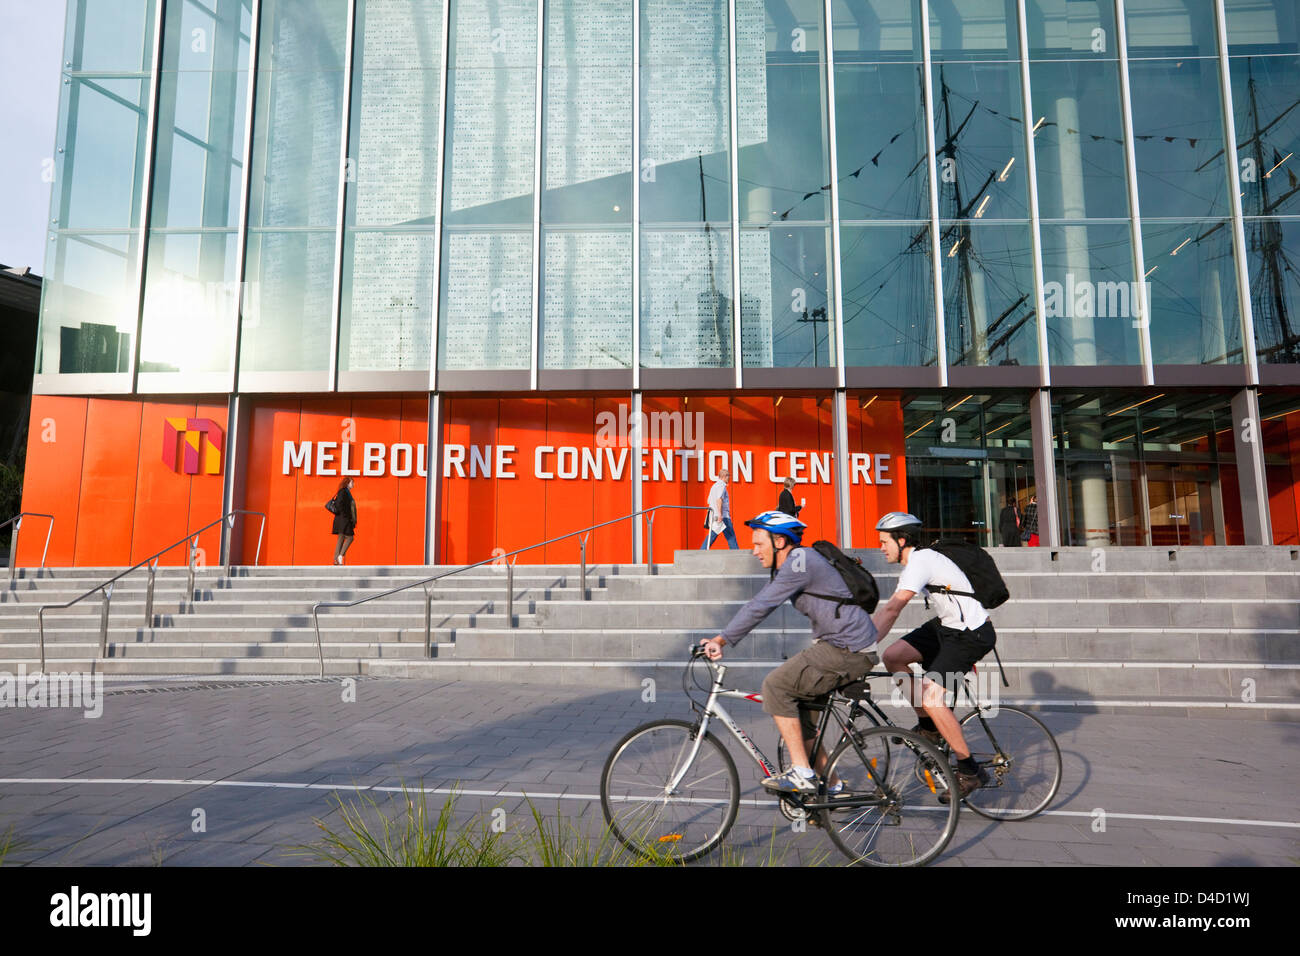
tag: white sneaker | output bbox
[761,768,818,794]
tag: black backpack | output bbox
[793,540,880,618]
[920,538,1010,609]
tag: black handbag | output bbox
[325,495,339,515]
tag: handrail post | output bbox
[99,583,113,658]
[225,513,236,578]
[423,583,433,658]
[8,515,20,584]
[312,606,325,678]
[580,533,588,600]
[187,537,197,603]
[647,512,656,575]
[506,559,514,629]
[255,514,266,567]
[144,559,157,627]
[37,608,46,672]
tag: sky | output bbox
[0,1,67,272]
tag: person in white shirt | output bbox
[700,467,739,549]
[870,512,997,800]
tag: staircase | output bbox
[2,548,1297,718]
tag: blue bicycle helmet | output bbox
[744,511,806,546]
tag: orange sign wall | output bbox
[438,394,907,565]
[19,395,227,567]
[19,392,908,568]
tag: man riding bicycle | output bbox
[871,511,995,800]
[699,512,879,795]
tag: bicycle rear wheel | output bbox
[600,719,740,864]
[819,727,958,867]
[959,706,1062,821]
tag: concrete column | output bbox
[1055,95,1097,366]
[1029,388,1060,547]
[219,393,252,565]
[832,389,851,549]
[1231,387,1272,545]
[424,392,442,565]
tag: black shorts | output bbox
[898,617,996,686]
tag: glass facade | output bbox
[33,0,1300,550]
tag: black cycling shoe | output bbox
[938,767,989,804]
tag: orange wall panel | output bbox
[74,399,143,566]
[293,399,354,565]
[342,397,404,566]
[190,401,229,562]
[590,396,634,564]
[17,395,87,566]
[396,397,429,565]
[242,403,302,565]
[543,398,597,564]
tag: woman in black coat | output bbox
[331,477,357,565]
[998,496,1021,547]
[777,477,802,518]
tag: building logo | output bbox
[163,418,224,475]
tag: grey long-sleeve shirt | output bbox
[719,547,879,653]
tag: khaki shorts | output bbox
[761,640,880,741]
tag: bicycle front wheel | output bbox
[819,727,959,867]
[959,705,1062,821]
[600,719,740,864]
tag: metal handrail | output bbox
[310,504,711,676]
[34,509,267,672]
[3,512,55,583]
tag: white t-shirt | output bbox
[895,548,990,631]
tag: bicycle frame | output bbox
[683,658,893,813]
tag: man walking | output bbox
[701,467,739,549]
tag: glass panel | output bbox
[439,0,537,369]
[639,0,731,225]
[1244,217,1300,363]
[640,228,733,368]
[538,0,632,369]
[341,231,436,371]
[1142,219,1242,365]
[931,62,1029,220]
[38,0,158,379]
[940,222,1038,367]
[1126,58,1230,218]
[438,231,532,370]
[833,62,929,221]
[541,230,633,368]
[831,0,922,61]
[240,0,349,376]
[929,0,1018,61]
[741,226,833,367]
[340,0,445,373]
[1028,59,1129,219]
[140,0,251,378]
[902,392,1035,547]
[443,0,537,226]
[1052,392,1141,546]
[1124,0,1219,54]
[1025,0,1119,59]
[1039,221,1142,365]
[840,223,935,366]
[737,0,833,369]
[1228,55,1300,219]
[1224,0,1299,53]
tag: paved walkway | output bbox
[0,677,1295,866]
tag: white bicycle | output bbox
[599,647,960,866]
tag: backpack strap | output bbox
[795,591,853,618]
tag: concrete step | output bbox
[1,641,431,660]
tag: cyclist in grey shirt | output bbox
[700,512,879,795]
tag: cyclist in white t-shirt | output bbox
[870,512,996,800]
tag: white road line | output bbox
[1,777,1296,829]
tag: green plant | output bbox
[295,785,516,867]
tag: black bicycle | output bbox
[599,648,961,866]
[776,665,1063,822]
